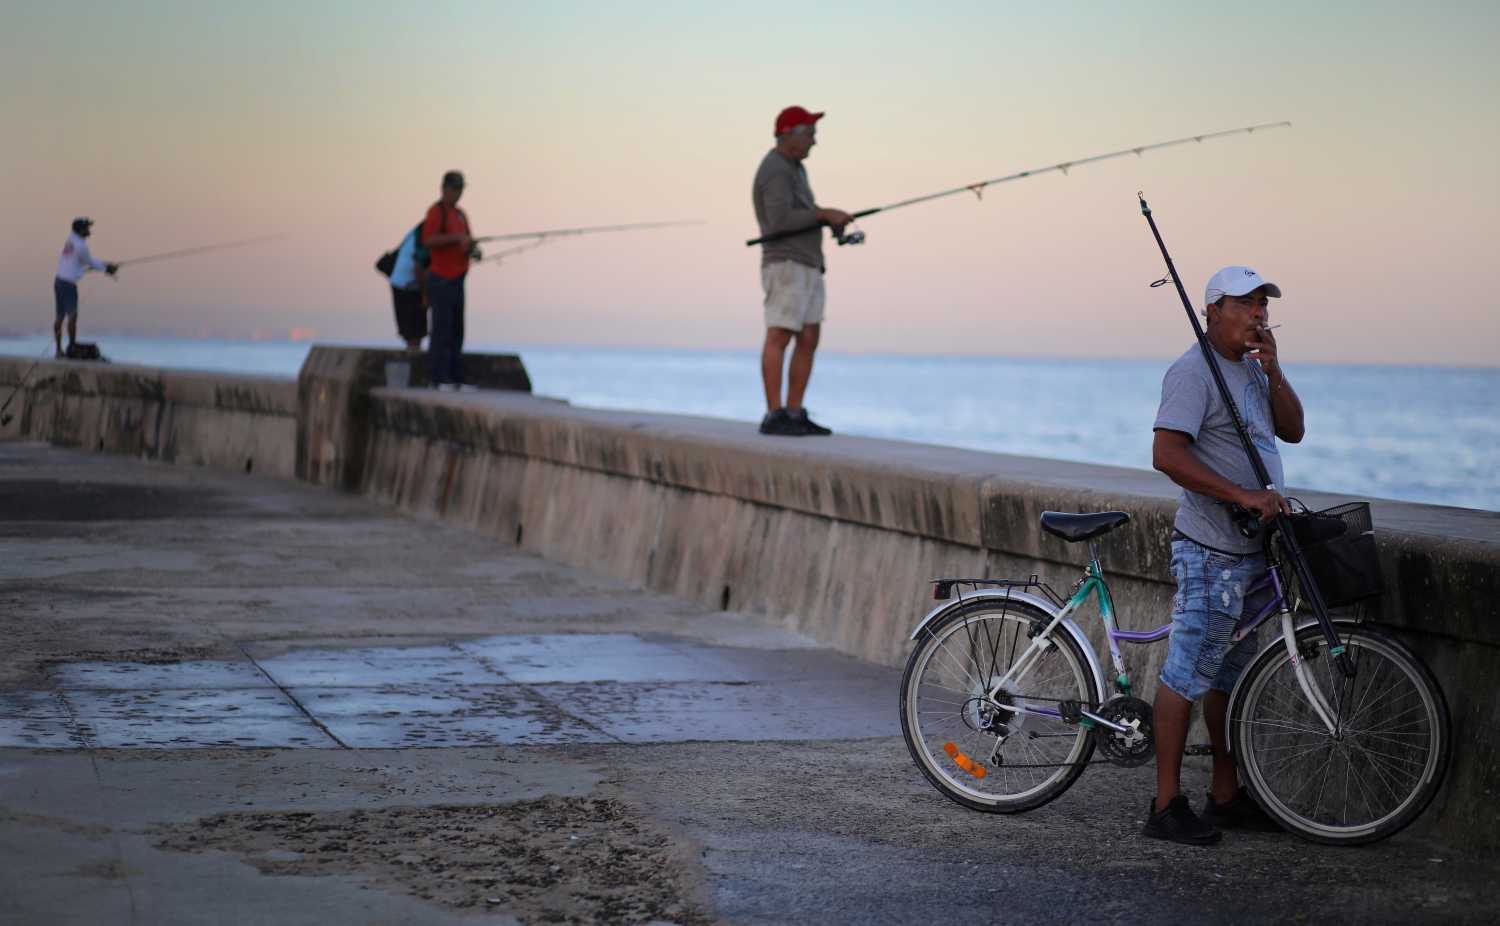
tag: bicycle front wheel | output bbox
[900,598,1102,813]
[1230,623,1450,845]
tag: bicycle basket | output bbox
[1287,501,1382,607]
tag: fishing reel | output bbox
[835,224,865,246]
[1228,503,1263,540]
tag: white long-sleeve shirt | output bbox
[56,233,107,283]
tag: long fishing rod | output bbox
[746,121,1292,247]
[474,238,552,266]
[1137,192,1353,679]
[113,234,287,268]
[474,219,701,245]
[0,342,55,427]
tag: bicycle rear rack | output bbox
[930,576,1064,607]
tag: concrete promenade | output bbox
[3,442,1498,925]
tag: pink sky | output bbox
[1,2,1496,365]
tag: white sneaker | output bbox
[436,383,458,392]
[457,384,480,393]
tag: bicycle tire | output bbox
[900,598,1103,813]
[1229,623,1450,845]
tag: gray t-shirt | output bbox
[752,149,823,272]
[1154,344,1285,554]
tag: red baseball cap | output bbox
[775,106,824,136]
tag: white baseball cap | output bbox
[1204,266,1282,307]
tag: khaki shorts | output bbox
[761,260,825,331]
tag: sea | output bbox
[2,335,1496,512]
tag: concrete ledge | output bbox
[296,346,530,491]
[0,357,297,478]
[361,390,1499,635]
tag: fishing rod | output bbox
[747,121,1292,247]
[474,238,553,266]
[474,219,701,245]
[113,234,287,268]
[0,342,55,427]
[1137,191,1353,679]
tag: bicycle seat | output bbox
[1039,510,1131,543]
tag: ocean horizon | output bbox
[3,335,1497,513]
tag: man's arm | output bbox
[1153,429,1289,522]
[1245,328,1304,443]
[78,241,110,274]
[758,171,821,236]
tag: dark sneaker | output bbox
[1142,795,1222,846]
[759,408,797,435]
[788,408,832,436]
[1203,788,1283,832]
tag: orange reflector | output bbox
[941,741,987,778]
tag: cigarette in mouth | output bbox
[1259,324,1281,332]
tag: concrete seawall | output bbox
[0,356,297,477]
[4,347,1498,849]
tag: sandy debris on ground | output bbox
[153,795,715,925]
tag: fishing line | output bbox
[746,121,1292,247]
[474,219,702,246]
[473,238,554,266]
[0,342,56,427]
[113,234,288,268]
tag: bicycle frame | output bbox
[964,540,1340,736]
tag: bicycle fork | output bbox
[1278,609,1340,735]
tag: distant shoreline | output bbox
[2,334,1496,372]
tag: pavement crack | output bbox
[235,641,349,749]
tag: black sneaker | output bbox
[788,408,832,436]
[1203,788,1283,832]
[759,408,797,436]
[1142,795,1222,846]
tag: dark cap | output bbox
[71,217,94,235]
[442,170,465,189]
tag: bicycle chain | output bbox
[968,697,1149,769]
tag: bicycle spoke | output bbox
[1240,717,1330,737]
[903,605,1100,809]
[1233,627,1448,842]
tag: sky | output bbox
[1,1,1497,365]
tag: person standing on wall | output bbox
[53,218,118,358]
[751,106,852,436]
[423,171,480,391]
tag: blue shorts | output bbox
[1159,539,1273,701]
[54,277,79,320]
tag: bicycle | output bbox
[899,508,1451,846]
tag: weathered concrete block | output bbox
[0,356,297,478]
[296,346,530,491]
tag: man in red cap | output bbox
[751,106,852,436]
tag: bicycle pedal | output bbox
[1183,743,1214,756]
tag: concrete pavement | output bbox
[2,442,1496,924]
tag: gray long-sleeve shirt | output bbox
[752,149,823,272]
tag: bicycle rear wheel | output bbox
[1230,623,1450,845]
[900,598,1102,813]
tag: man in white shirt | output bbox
[55,218,118,358]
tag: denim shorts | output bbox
[1159,538,1272,701]
[54,277,79,320]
